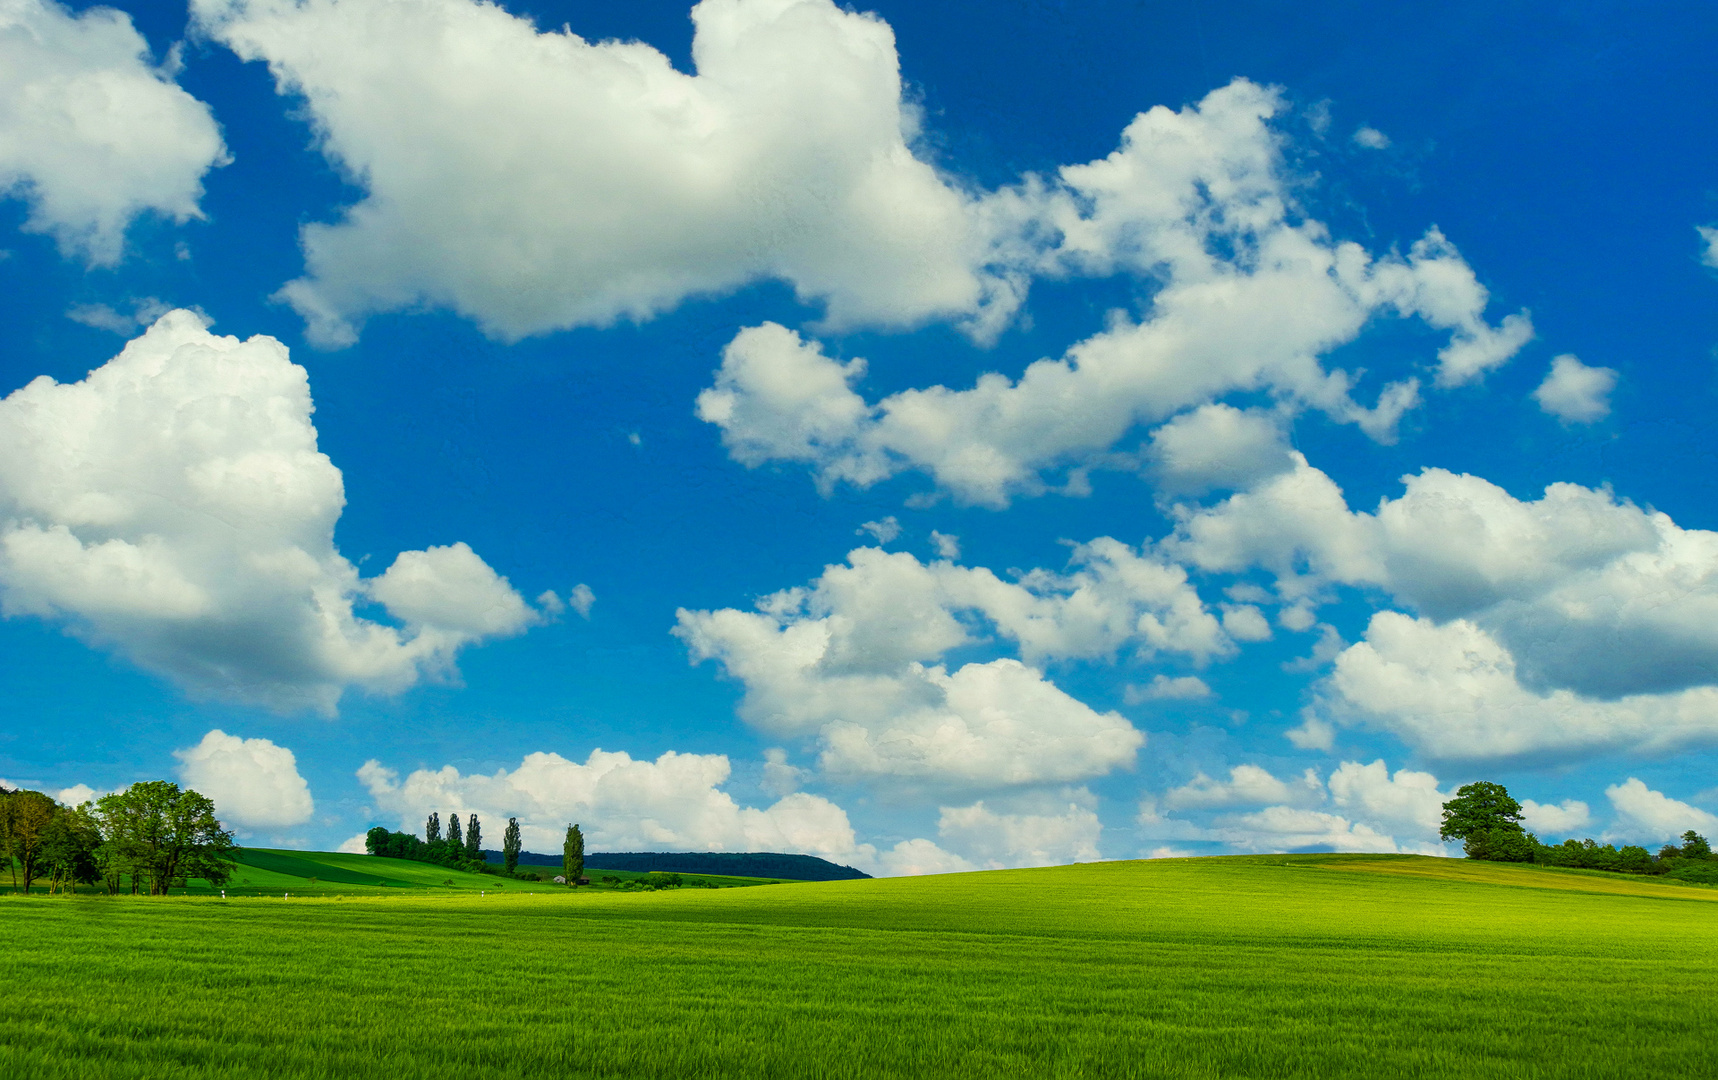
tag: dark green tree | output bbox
[94,782,237,895]
[0,788,60,892]
[426,812,441,844]
[446,812,463,855]
[40,802,101,894]
[464,814,481,862]
[563,823,584,886]
[1681,831,1712,859]
[1440,782,1537,861]
[503,817,522,875]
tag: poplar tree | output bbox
[503,817,522,874]
[563,823,584,886]
[426,812,441,844]
[464,814,482,862]
[446,813,463,855]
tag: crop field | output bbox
[6,853,1716,1079]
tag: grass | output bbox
[5,853,1716,1078]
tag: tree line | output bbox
[1441,781,1718,883]
[0,781,236,895]
[366,814,588,886]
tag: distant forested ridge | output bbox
[483,849,871,881]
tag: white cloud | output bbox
[193,0,1012,346]
[1164,763,1323,810]
[357,746,963,877]
[935,795,1101,868]
[1172,454,1718,711]
[1352,126,1390,150]
[700,80,1529,506]
[857,516,900,543]
[336,832,369,854]
[676,542,1236,785]
[1215,806,1415,854]
[1604,778,1718,845]
[1520,798,1590,837]
[174,728,314,830]
[67,297,173,334]
[0,310,543,712]
[1324,759,1447,836]
[0,0,228,264]
[1330,613,1718,761]
[569,583,595,619]
[1699,225,1718,270]
[1144,758,1451,855]
[1146,404,1295,496]
[1533,354,1616,423]
[1124,673,1212,703]
[929,531,960,560]
[759,747,803,798]
[55,782,97,805]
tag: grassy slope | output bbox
[6,854,1716,1079]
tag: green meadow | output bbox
[6,853,1716,1079]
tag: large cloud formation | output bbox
[1165,454,1718,760]
[674,542,1243,786]
[0,310,542,711]
[699,80,1530,506]
[192,0,1013,346]
[1142,759,1453,855]
[0,0,228,264]
[358,746,1100,875]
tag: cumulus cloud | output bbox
[0,0,228,264]
[174,728,313,830]
[1533,354,1616,423]
[1352,126,1390,150]
[700,80,1529,505]
[676,542,1237,785]
[1146,404,1295,496]
[1520,798,1590,837]
[1144,758,1451,855]
[935,794,1101,868]
[1124,673,1211,703]
[1173,455,1718,702]
[1329,613,1718,762]
[358,746,967,876]
[193,0,1013,346]
[0,310,542,711]
[1604,778,1718,845]
[1164,763,1323,810]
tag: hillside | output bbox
[8,854,1718,1078]
[484,849,870,881]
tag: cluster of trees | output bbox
[1,781,236,895]
[1440,781,1718,881]
[365,813,575,884]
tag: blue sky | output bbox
[4,0,1718,871]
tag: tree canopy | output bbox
[94,782,237,895]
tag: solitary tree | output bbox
[426,812,442,845]
[1682,831,1712,859]
[1440,781,1536,862]
[464,814,482,862]
[503,817,522,875]
[563,823,584,886]
[447,812,463,854]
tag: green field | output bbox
[6,854,1716,1078]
